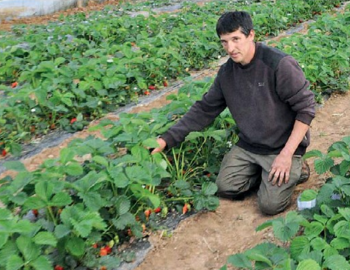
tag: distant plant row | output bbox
[0,0,347,156]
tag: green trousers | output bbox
[216,145,302,215]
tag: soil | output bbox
[1,2,350,270]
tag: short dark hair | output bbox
[216,11,253,37]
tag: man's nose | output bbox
[227,41,235,53]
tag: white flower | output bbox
[31,108,36,113]
[218,55,221,59]
[107,59,114,63]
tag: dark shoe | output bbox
[297,160,310,185]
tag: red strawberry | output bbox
[11,82,18,88]
[148,85,156,90]
[144,209,151,218]
[1,149,7,157]
[154,207,161,213]
[54,266,64,270]
[182,204,188,215]
[144,90,150,95]
[163,81,168,87]
[99,247,108,256]
[70,118,77,124]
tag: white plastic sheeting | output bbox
[0,0,105,20]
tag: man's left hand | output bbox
[268,153,293,186]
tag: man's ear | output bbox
[249,29,255,39]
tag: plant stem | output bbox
[47,206,57,226]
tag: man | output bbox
[152,11,315,215]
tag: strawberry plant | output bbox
[221,136,350,269]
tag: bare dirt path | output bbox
[1,3,350,270]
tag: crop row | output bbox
[221,135,350,270]
[0,79,234,269]
[0,0,346,156]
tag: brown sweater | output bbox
[161,42,316,155]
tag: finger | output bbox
[271,171,280,186]
[151,148,161,154]
[284,172,290,184]
[277,172,286,186]
[268,169,274,181]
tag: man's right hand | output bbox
[151,137,167,154]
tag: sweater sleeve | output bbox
[161,73,227,149]
[275,56,316,125]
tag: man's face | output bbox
[220,28,255,65]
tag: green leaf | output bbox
[142,138,161,148]
[338,208,350,221]
[256,220,273,232]
[35,181,54,202]
[131,145,150,163]
[66,237,85,257]
[314,157,334,174]
[296,259,320,270]
[334,220,350,239]
[174,180,190,190]
[92,155,109,167]
[109,167,129,188]
[80,192,105,211]
[290,236,310,260]
[323,246,339,258]
[323,254,350,270]
[0,209,12,220]
[299,189,317,201]
[310,237,328,251]
[304,221,324,239]
[65,163,84,176]
[330,237,350,250]
[0,241,17,266]
[16,235,40,262]
[185,132,205,141]
[6,255,23,270]
[30,256,52,270]
[71,219,93,238]
[59,148,76,165]
[24,197,47,209]
[14,219,40,235]
[226,254,252,269]
[0,233,8,249]
[33,232,57,247]
[273,217,300,242]
[303,150,323,159]
[147,194,161,209]
[320,204,335,218]
[339,160,350,176]
[3,161,27,172]
[202,182,218,196]
[54,57,66,66]
[54,224,71,239]
[245,250,272,266]
[49,192,72,207]
[112,212,136,230]
[115,195,131,216]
